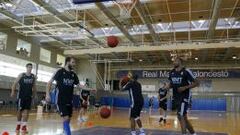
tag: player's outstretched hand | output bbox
[10,91,15,98]
[46,94,51,103]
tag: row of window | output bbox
[0,53,55,82]
[0,32,65,66]
[0,32,7,51]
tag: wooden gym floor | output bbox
[0,108,239,135]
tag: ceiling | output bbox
[0,0,240,65]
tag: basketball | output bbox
[2,131,9,135]
[100,107,111,119]
[120,76,130,87]
[107,36,119,48]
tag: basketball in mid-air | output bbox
[107,36,119,48]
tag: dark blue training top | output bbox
[159,88,168,102]
[168,68,196,102]
[52,68,79,105]
[80,89,90,100]
[123,80,144,108]
[18,73,35,99]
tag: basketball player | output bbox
[46,57,80,135]
[158,82,168,124]
[120,74,145,135]
[167,57,199,135]
[11,63,36,134]
[78,88,90,122]
[148,96,154,115]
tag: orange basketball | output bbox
[120,76,130,87]
[2,131,9,135]
[107,36,119,48]
[100,107,111,119]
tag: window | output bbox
[142,85,156,91]
[37,65,56,82]
[0,32,7,50]
[40,48,51,63]
[56,54,65,67]
[0,54,36,78]
[16,39,31,57]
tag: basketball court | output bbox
[0,0,240,135]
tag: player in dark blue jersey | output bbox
[46,57,80,135]
[148,96,154,115]
[158,82,169,124]
[11,63,36,134]
[120,74,145,135]
[167,57,199,135]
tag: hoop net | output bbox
[115,0,137,19]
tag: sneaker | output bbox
[163,119,167,124]
[16,125,21,133]
[139,132,146,135]
[78,117,84,123]
[21,125,28,134]
[159,117,163,123]
[82,117,88,122]
[131,131,136,135]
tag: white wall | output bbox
[212,79,240,91]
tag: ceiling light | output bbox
[104,27,110,31]
[232,55,237,59]
[157,23,163,27]
[198,20,205,23]
[139,59,143,62]
[194,57,198,61]
[5,3,13,8]
[44,0,50,3]
[57,32,63,35]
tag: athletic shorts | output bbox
[80,99,88,109]
[57,104,73,117]
[176,99,189,116]
[159,101,167,110]
[17,98,32,111]
[130,104,143,119]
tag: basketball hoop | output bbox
[115,0,137,19]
